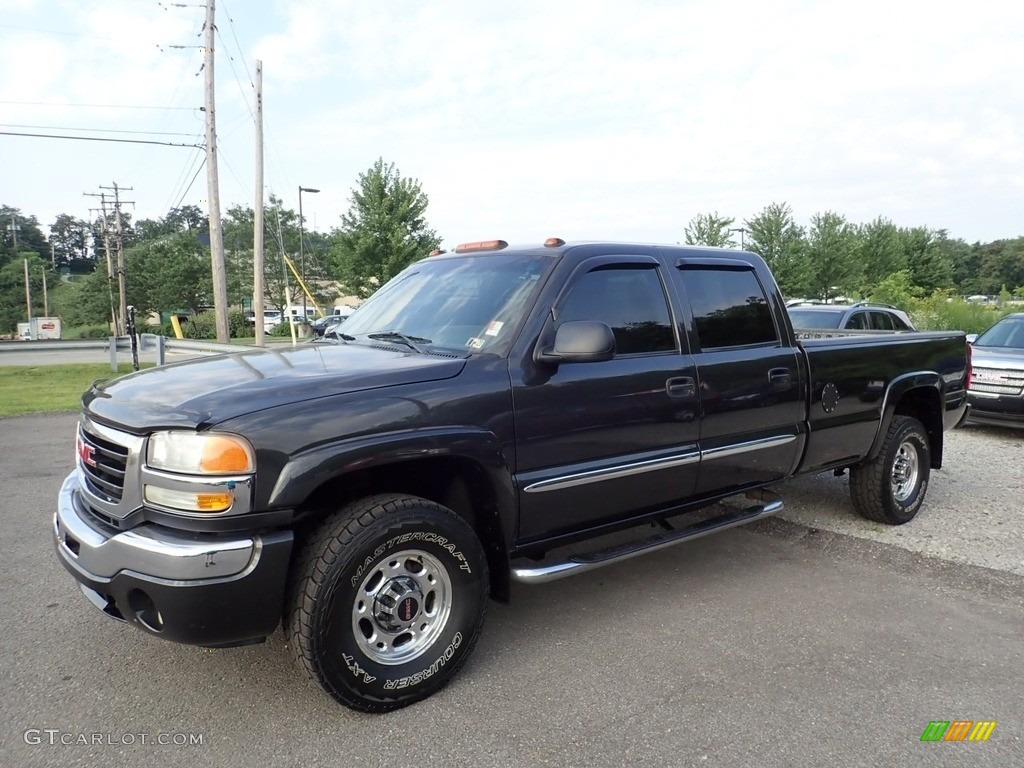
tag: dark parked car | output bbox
[787,302,915,332]
[311,314,351,338]
[965,312,1024,428]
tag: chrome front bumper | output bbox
[55,472,258,580]
[54,471,294,646]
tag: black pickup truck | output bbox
[55,239,969,712]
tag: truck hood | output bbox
[83,342,466,432]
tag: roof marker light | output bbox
[544,237,566,247]
[454,240,508,254]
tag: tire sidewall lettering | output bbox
[382,632,463,690]
[349,529,472,589]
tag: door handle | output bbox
[666,376,696,399]
[768,368,792,390]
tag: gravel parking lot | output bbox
[770,423,1024,576]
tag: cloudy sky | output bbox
[1,0,1022,250]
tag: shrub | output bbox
[63,324,113,340]
[909,294,1012,334]
[156,310,254,339]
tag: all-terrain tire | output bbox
[850,415,931,525]
[285,493,489,712]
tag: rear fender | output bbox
[866,372,943,468]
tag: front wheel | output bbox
[850,415,931,525]
[286,494,489,712]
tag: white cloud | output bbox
[1,0,1022,247]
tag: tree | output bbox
[0,252,53,333]
[868,269,920,309]
[330,158,442,299]
[744,203,809,297]
[0,205,48,269]
[49,213,91,270]
[900,227,953,294]
[136,205,208,241]
[856,217,905,296]
[977,237,1024,295]
[126,233,214,316]
[683,211,735,248]
[805,211,860,301]
[60,266,117,327]
[936,231,980,295]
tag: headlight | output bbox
[147,431,255,475]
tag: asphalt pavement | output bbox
[0,413,1021,768]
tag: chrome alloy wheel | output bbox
[351,549,453,666]
[890,439,920,502]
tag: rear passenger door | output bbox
[671,260,805,497]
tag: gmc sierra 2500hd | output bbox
[55,239,969,712]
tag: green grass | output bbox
[0,363,153,417]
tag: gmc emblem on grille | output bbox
[77,436,97,468]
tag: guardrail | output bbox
[0,335,272,370]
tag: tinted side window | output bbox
[558,267,675,354]
[681,267,778,348]
[870,311,894,330]
[846,312,869,330]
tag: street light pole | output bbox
[298,186,320,319]
[729,227,748,249]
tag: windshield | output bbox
[788,308,844,329]
[339,253,554,354]
[975,316,1024,349]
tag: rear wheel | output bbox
[286,494,489,712]
[850,415,931,524]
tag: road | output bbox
[0,413,1021,768]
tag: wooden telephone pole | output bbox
[253,60,266,347]
[204,0,230,342]
[85,192,119,334]
[100,183,133,336]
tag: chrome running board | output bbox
[510,489,783,585]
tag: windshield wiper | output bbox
[366,330,432,354]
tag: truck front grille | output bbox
[79,427,129,502]
[970,367,1024,398]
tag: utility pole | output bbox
[23,258,31,320]
[253,59,265,347]
[41,267,49,316]
[204,0,230,342]
[86,194,118,334]
[100,182,134,336]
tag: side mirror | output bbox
[534,321,616,365]
[965,333,978,345]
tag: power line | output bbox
[0,130,204,148]
[0,123,201,137]
[0,100,199,110]
[162,145,206,213]
[0,23,120,41]
[216,26,255,121]
[173,156,207,212]
[220,0,255,88]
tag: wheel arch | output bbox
[868,373,944,469]
[271,428,516,602]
